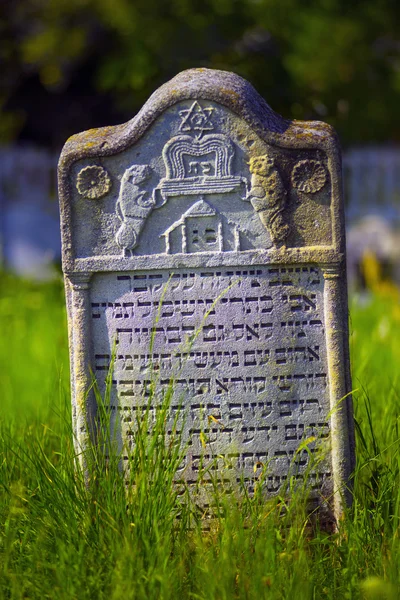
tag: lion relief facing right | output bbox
[116,164,154,256]
[248,154,290,247]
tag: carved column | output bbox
[322,263,353,518]
[66,272,93,465]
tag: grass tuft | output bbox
[1,272,400,598]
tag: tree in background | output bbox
[1,0,400,147]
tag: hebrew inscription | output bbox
[91,265,332,499]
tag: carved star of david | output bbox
[179,101,214,138]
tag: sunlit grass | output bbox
[1,270,400,599]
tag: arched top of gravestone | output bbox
[59,68,338,165]
[59,68,344,271]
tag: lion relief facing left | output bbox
[248,154,290,247]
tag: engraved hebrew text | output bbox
[90,266,332,497]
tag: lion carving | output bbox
[116,164,153,256]
[248,155,290,246]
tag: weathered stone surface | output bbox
[58,68,354,523]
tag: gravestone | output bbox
[58,69,354,523]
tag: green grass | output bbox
[1,272,400,599]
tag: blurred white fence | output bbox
[343,147,400,223]
[0,146,59,278]
[1,145,400,277]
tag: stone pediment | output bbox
[59,68,341,268]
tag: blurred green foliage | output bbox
[1,0,400,145]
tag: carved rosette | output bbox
[291,159,327,193]
[76,165,112,199]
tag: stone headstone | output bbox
[58,69,354,523]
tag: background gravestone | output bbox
[58,68,354,523]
